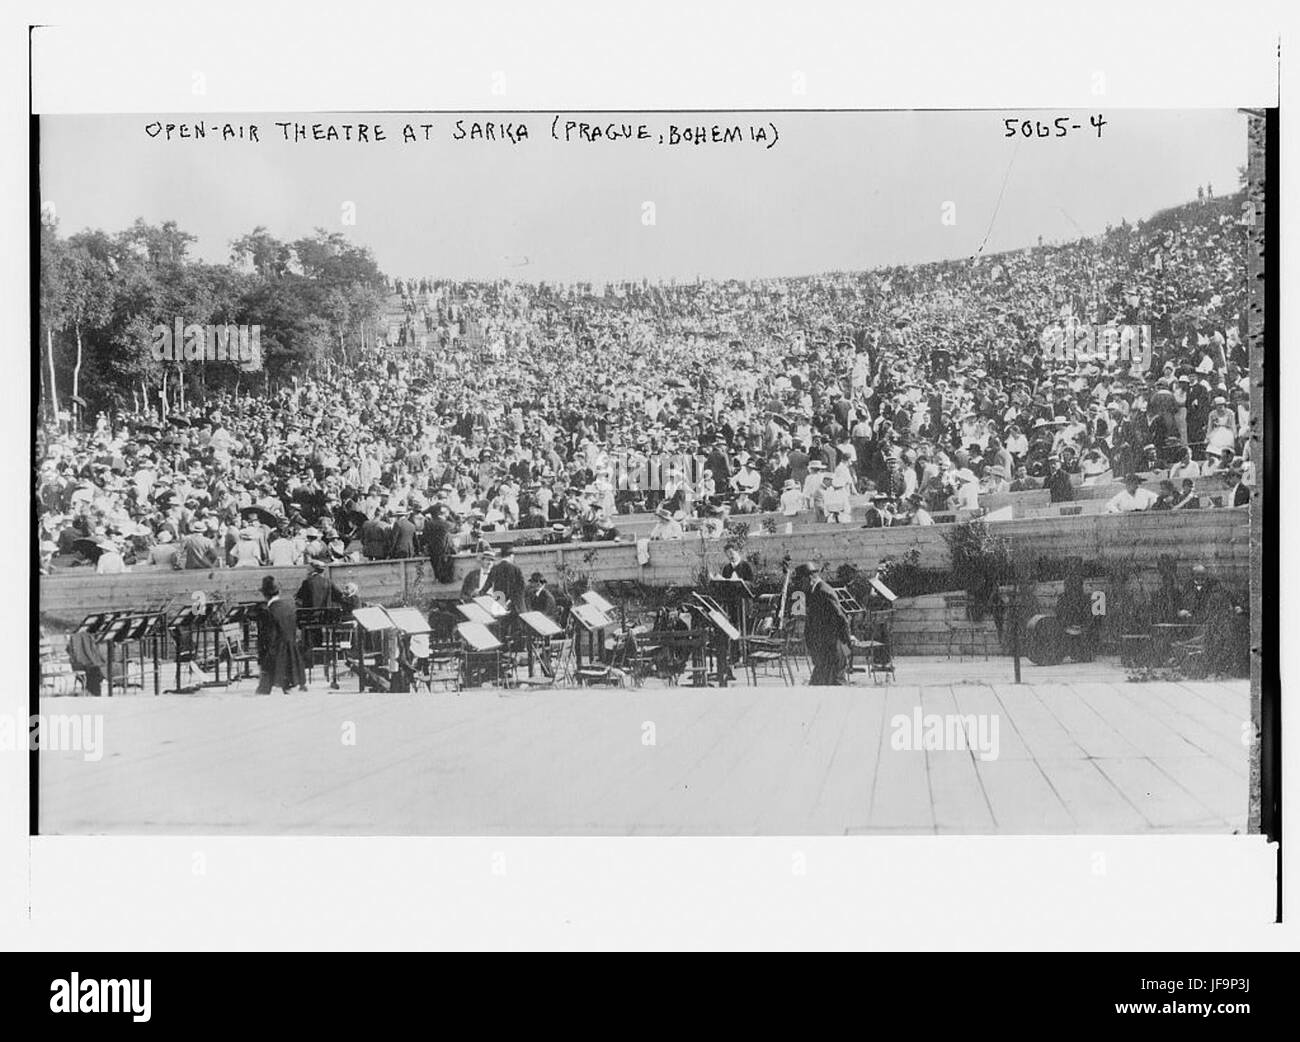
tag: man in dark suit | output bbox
[524,572,559,620]
[1226,468,1250,507]
[786,441,811,487]
[705,439,732,488]
[1044,456,1074,503]
[486,543,526,613]
[799,561,851,686]
[387,510,417,558]
[359,512,391,561]
[256,575,307,694]
[423,504,457,583]
[295,559,343,609]
[460,549,496,602]
[720,544,755,583]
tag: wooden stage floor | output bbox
[36,659,1251,836]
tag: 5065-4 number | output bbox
[1004,115,1107,139]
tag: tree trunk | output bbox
[160,370,168,421]
[178,365,185,411]
[73,323,83,402]
[46,329,59,419]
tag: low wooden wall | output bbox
[480,472,1239,544]
[39,507,1250,628]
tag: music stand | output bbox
[457,621,505,688]
[100,613,156,697]
[832,587,866,614]
[710,576,757,643]
[690,602,740,686]
[386,607,432,692]
[603,580,642,631]
[518,610,563,682]
[166,602,224,693]
[219,602,263,684]
[74,611,115,635]
[472,595,509,619]
[456,621,502,650]
[386,606,431,634]
[570,602,613,681]
[868,577,898,603]
[351,606,396,691]
[581,590,616,614]
[457,601,497,625]
[138,611,168,695]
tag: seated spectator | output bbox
[1106,473,1157,513]
[648,506,683,541]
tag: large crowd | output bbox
[37,191,1254,577]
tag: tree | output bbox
[38,214,67,420]
[231,227,291,278]
[60,239,115,411]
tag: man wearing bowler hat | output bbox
[796,560,851,686]
[524,571,559,620]
[256,575,307,694]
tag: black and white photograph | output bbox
[5,2,1293,961]
[32,105,1272,838]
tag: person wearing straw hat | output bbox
[146,528,180,569]
[649,505,683,541]
[950,467,981,512]
[823,474,852,523]
[460,546,497,602]
[779,478,804,517]
[94,535,127,575]
[231,524,266,568]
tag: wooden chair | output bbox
[739,633,795,686]
[421,639,463,692]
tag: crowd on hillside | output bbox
[37,191,1254,576]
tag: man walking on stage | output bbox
[796,560,851,686]
[256,575,308,694]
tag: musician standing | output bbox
[486,542,526,613]
[720,545,754,583]
[457,547,492,600]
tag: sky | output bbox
[39,109,1248,283]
